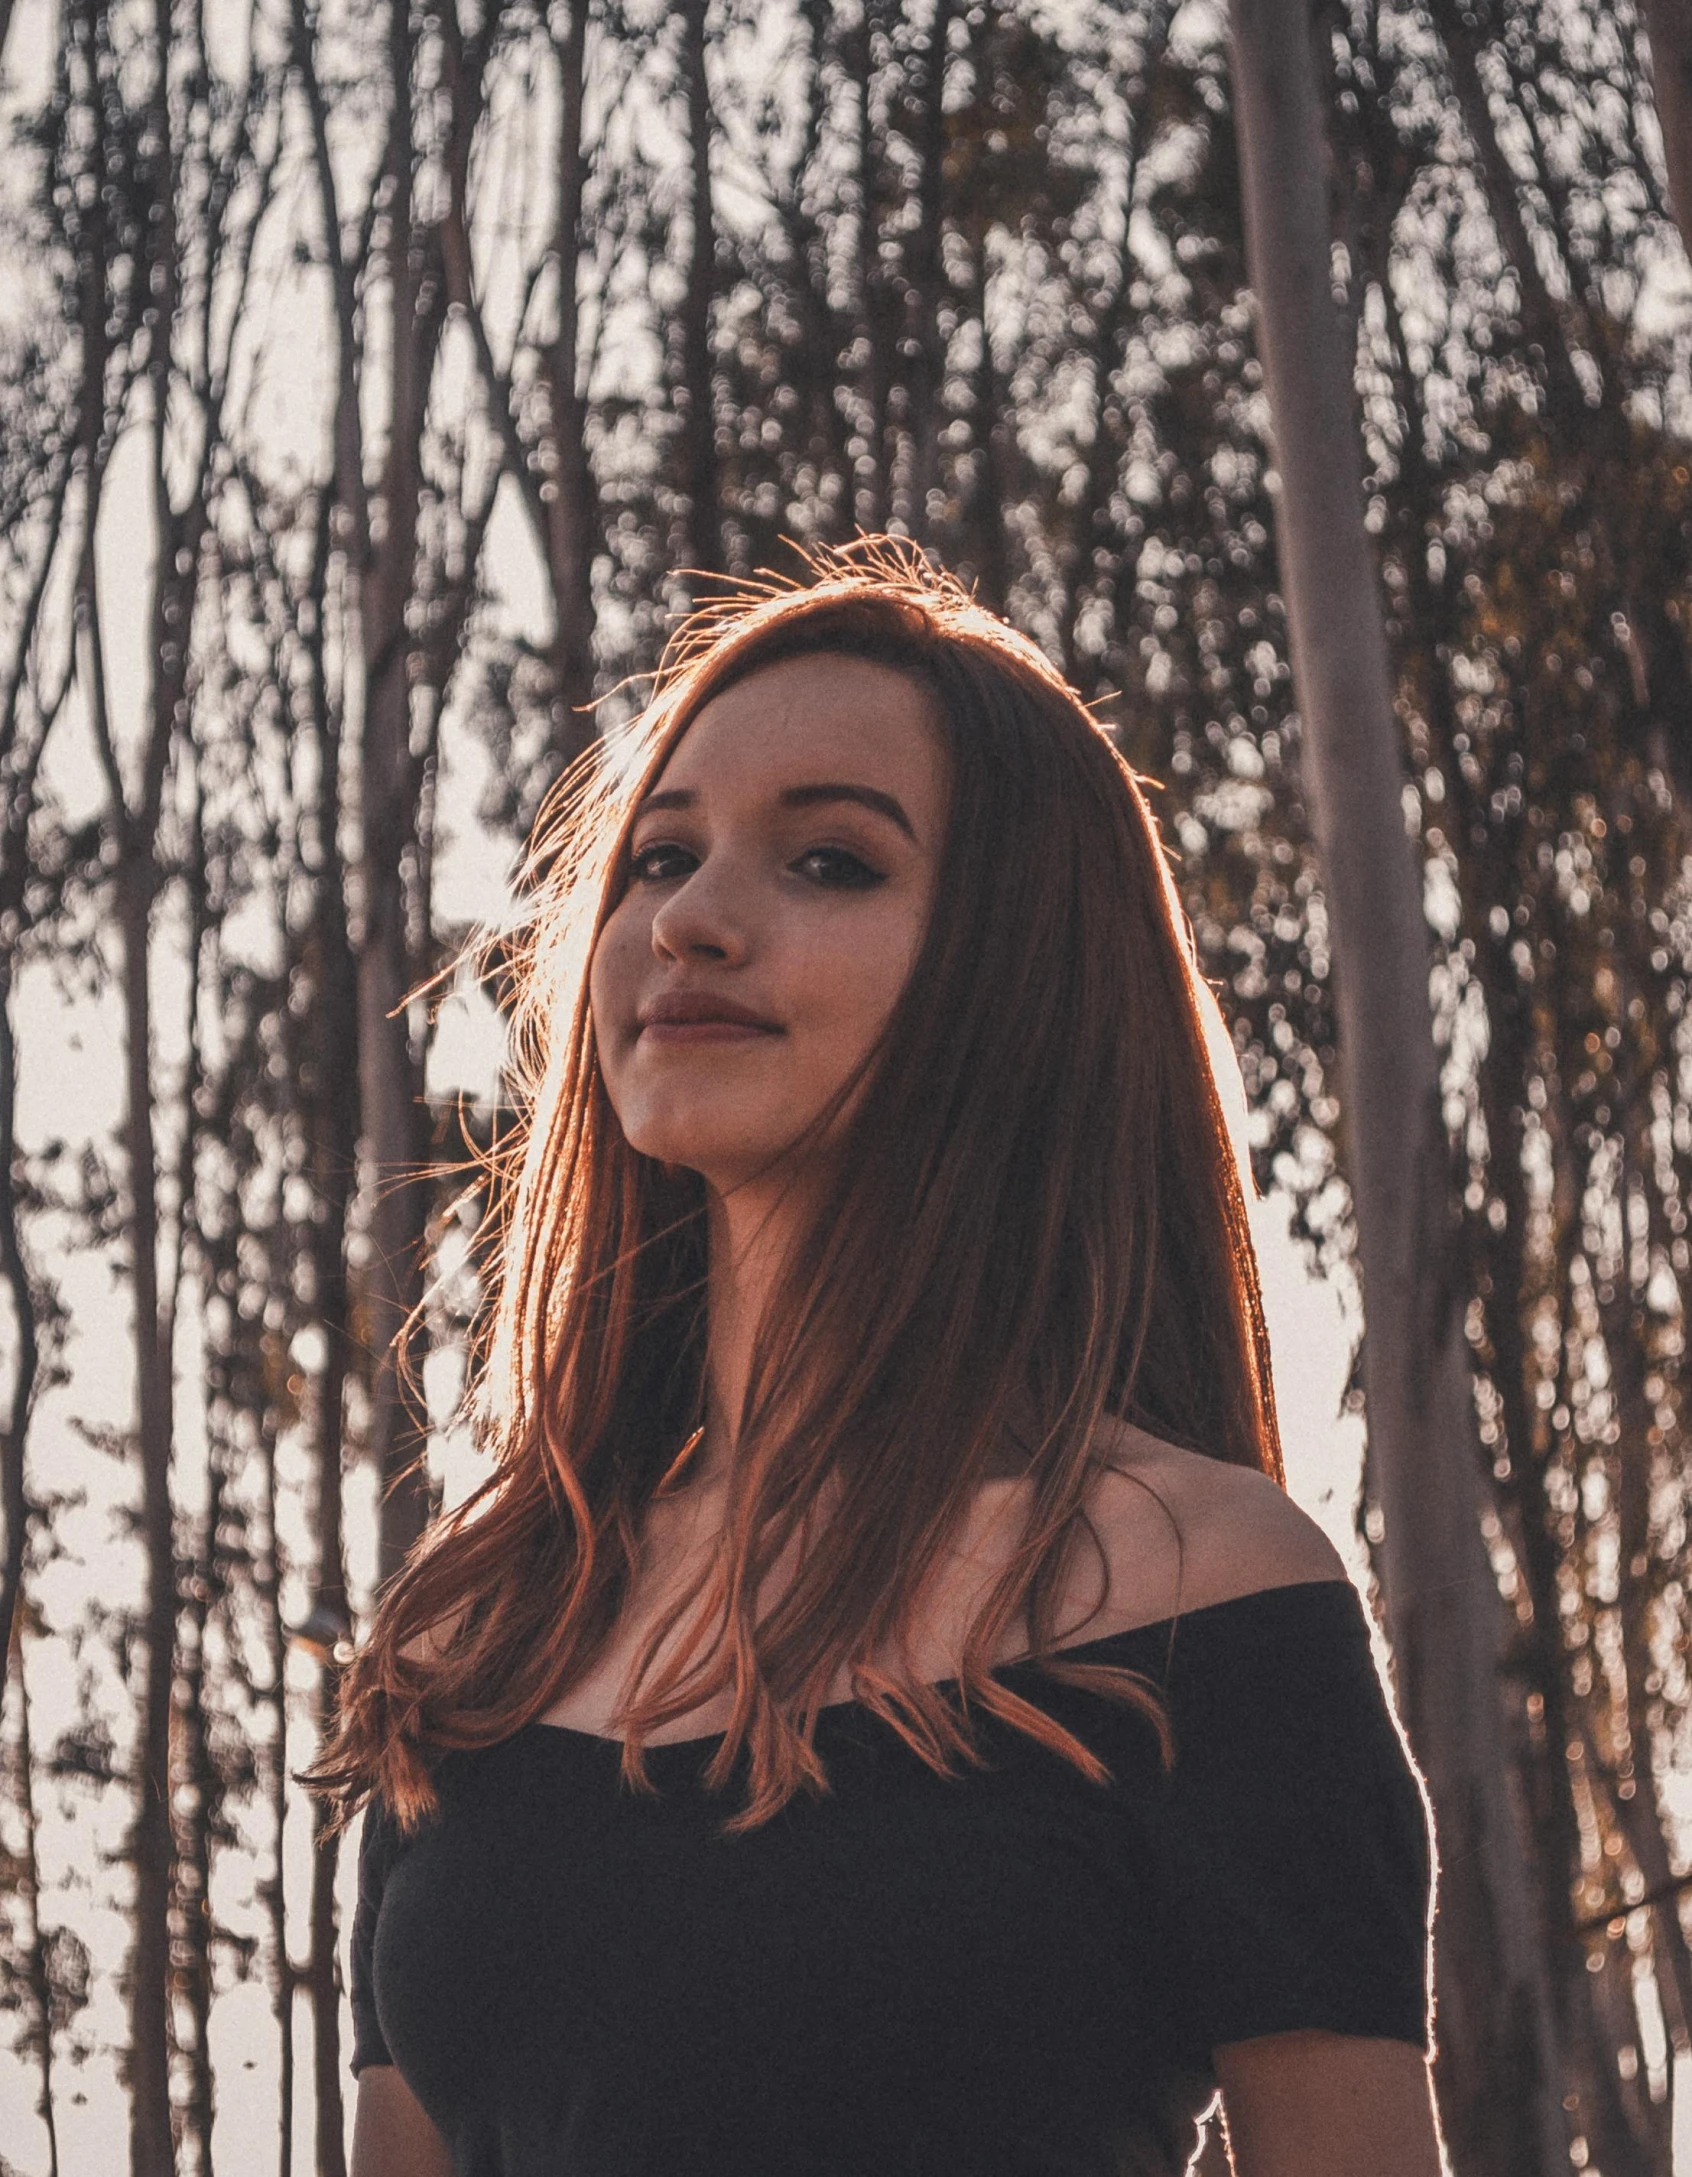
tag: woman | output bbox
[311,545,1441,2177]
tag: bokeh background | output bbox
[0,0,1690,2171]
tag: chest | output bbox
[369,1722,1197,2172]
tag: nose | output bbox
[648,856,751,966]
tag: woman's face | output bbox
[589,653,949,1198]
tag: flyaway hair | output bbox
[303,539,1283,1838]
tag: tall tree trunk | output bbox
[544,0,598,769]
[902,0,953,532]
[677,0,721,578]
[355,658,433,1597]
[10,1631,63,2177]
[1225,3,1566,2170]
[853,2,892,533]
[354,0,433,1589]
[85,526,183,2177]
[0,469,63,1701]
[962,0,1008,629]
[257,1388,294,2177]
[306,665,360,2177]
[307,1782,347,2177]
[178,1480,218,2177]
[0,965,39,1688]
[173,812,215,2177]
[965,240,1008,613]
[1639,0,1692,271]
[116,841,176,2177]
[63,1,180,2164]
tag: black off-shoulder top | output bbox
[349,1577,1431,2177]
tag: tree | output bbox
[1225,0,1565,2167]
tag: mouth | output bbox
[637,995,784,1044]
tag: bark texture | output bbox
[1225,2,1566,2169]
[678,0,722,577]
[543,0,599,767]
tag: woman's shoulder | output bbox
[1079,1418,1346,1635]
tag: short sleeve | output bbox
[1151,1579,1432,2060]
[349,1800,398,2075]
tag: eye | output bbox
[629,840,697,884]
[791,846,886,889]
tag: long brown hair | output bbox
[305,542,1282,1838]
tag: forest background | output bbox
[0,0,1690,2172]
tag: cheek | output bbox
[587,904,643,1053]
[797,902,928,1058]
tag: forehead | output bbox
[653,653,946,798]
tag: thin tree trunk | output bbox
[1639,0,1692,271]
[545,0,599,768]
[902,0,953,532]
[351,0,433,1591]
[113,0,221,2148]
[83,455,182,2170]
[116,838,177,2177]
[60,6,184,2164]
[178,1484,219,2177]
[355,658,433,1599]
[12,1632,63,2177]
[961,0,1007,624]
[173,802,215,2177]
[677,0,721,576]
[0,466,65,1701]
[0,966,39,1690]
[306,633,360,2177]
[854,3,892,533]
[88,395,203,2177]
[307,1798,346,2177]
[254,1375,294,2177]
[1225,3,1566,2170]
[966,236,1008,615]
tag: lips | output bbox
[637,993,783,1041]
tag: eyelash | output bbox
[627,842,886,890]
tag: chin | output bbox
[622,1110,816,1195]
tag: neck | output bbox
[694,1166,819,1488]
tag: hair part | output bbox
[302,540,1282,1839]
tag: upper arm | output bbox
[1214,2031,1445,2177]
[351,2064,456,2177]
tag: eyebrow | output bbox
[637,782,918,841]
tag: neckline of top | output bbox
[515,1574,1355,1758]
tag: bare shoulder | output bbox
[1081,1417,1345,1631]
